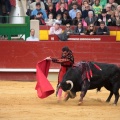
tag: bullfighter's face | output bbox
[62,51,68,58]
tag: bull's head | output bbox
[56,80,76,99]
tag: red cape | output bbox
[35,59,55,98]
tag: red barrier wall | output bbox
[0,41,120,80]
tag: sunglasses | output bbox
[66,26,70,28]
[90,26,94,27]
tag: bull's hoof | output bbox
[78,101,83,105]
[106,99,110,103]
[69,92,76,99]
[64,94,70,102]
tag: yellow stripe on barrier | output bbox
[39,30,120,41]
[110,31,117,36]
[39,30,49,40]
[116,31,120,41]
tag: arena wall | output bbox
[0,41,120,81]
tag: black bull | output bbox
[57,61,120,105]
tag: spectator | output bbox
[112,10,120,26]
[45,13,55,26]
[0,0,11,23]
[92,0,102,17]
[116,5,120,16]
[68,0,82,10]
[54,14,62,25]
[58,23,73,41]
[97,9,112,26]
[72,11,82,25]
[43,0,60,4]
[86,23,96,35]
[56,0,68,11]
[44,0,55,11]
[26,29,39,41]
[46,3,56,19]
[74,21,86,35]
[31,2,47,20]
[52,0,59,4]
[100,0,107,8]
[82,0,92,11]
[89,0,95,6]
[96,21,110,35]
[106,0,118,11]
[85,11,97,26]
[105,4,114,18]
[30,0,45,10]
[68,0,82,5]
[49,20,62,35]
[115,0,120,5]
[63,23,73,35]
[61,11,72,25]
[69,3,81,19]
[35,12,46,25]
[82,4,94,19]
[56,3,68,18]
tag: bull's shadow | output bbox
[57,61,120,105]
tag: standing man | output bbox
[46,46,74,101]
[26,29,39,41]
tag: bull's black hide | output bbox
[59,61,120,105]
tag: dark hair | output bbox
[30,29,35,32]
[72,3,78,6]
[37,12,43,15]
[77,21,83,26]
[100,21,105,25]
[36,2,40,6]
[62,46,70,52]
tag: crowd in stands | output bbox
[26,0,120,27]
[0,0,16,23]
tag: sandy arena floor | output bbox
[0,80,120,120]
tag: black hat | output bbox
[36,2,40,6]
[101,9,107,14]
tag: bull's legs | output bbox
[106,91,113,103]
[112,82,120,105]
[114,92,119,105]
[79,80,90,105]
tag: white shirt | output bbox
[49,27,62,35]
[26,36,39,41]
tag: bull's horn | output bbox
[66,80,73,90]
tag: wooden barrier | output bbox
[49,35,116,42]
[39,25,120,41]
[0,40,120,80]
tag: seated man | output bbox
[96,21,110,35]
[49,20,62,35]
[57,23,73,41]
[97,9,112,26]
[26,29,39,41]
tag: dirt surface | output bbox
[0,80,120,120]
